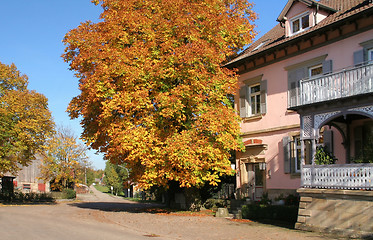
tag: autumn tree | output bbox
[40,126,90,190]
[63,0,256,189]
[0,61,54,175]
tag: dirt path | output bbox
[0,187,342,240]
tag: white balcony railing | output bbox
[289,62,373,108]
[302,163,373,190]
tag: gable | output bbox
[277,0,336,23]
[283,1,332,37]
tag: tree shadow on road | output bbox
[69,201,165,213]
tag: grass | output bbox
[94,184,110,193]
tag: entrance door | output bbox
[247,163,265,201]
[253,164,264,201]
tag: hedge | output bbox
[241,204,298,223]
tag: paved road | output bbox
[0,187,163,240]
[0,187,340,240]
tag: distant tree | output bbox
[40,126,90,190]
[63,0,256,189]
[75,161,96,186]
[104,161,129,195]
[0,61,54,175]
[85,167,96,186]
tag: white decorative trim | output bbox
[348,105,373,118]
[302,115,312,138]
[314,111,341,130]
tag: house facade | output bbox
[227,0,373,201]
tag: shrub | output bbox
[0,191,54,203]
[284,194,299,206]
[203,199,229,210]
[62,189,76,199]
[315,146,336,165]
[241,204,298,224]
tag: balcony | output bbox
[302,163,373,190]
[288,62,373,109]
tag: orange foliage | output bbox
[63,0,256,189]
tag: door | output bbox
[254,164,265,201]
[247,163,265,201]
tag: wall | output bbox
[296,188,373,238]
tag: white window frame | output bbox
[249,84,261,116]
[290,12,310,35]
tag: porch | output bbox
[302,163,373,190]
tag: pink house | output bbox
[227,0,373,202]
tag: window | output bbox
[291,137,312,173]
[284,129,333,174]
[283,136,312,174]
[249,84,261,115]
[290,13,309,35]
[309,64,323,77]
[239,80,267,118]
[252,40,269,52]
[368,48,373,62]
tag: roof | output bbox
[227,0,373,67]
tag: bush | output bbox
[241,204,298,224]
[0,191,54,203]
[62,189,76,199]
[203,199,229,210]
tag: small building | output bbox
[13,154,50,193]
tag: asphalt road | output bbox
[0,187,163,240]
[0,187,340,240]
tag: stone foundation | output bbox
[296,188,373,238]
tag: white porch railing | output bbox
[289,62,373,108]
[302,163,373,190]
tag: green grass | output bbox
[94,185,125,196]
[94,185,110,193]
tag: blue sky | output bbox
[0,0,287,170]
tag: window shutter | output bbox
[260,80,267,114]
[354,49,364,66]
[239,86,248,118]
[323,129,333,154]
[283,136,291,174]
[288,68,305,107]
[322,60,333,74]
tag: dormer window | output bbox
[290,13,309,35]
